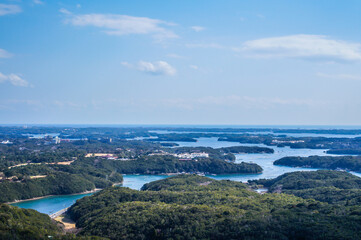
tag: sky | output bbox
[1,0,361,125]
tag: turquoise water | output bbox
[11,193,94,215]
[11,137,356,215]
[122,175,168,190]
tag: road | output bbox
[49,207,68,219]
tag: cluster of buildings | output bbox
[148,150,210,160]
[85,153,118,160]
[173,152,209,160]
[84,150,210,161]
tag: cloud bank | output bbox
[63,12,178,40]
[237,34,361,61]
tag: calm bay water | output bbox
[11,193,94,215]
[11,136,359,214]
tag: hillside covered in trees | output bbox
[274,156,361,172]
[68,174,361,240]
[105,155,262,175]
[0,204,60,239]
[0,157,123,203]
[0,204,94,239]
[250,170,361,205]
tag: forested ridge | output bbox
[274,156,361,172]
[250,170,361,205]
[68,174,361,240]
[104,155,262,174]
[0,158,123,203]
[0,203,105,239]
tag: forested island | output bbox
[249,170,361,205]
[66,174,361,239]
[107,155,262,175]
[274,156,361,172]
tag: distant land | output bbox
[2,125,361,239]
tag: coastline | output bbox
[6,188,102,205]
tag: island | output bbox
[273,155,361,172]
[249,170,361,205]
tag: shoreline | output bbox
[6,188,103,205]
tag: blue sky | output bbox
[1,0,361,125]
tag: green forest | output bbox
[67,173,361,240]
[0,203,102,240]
[274,156,361,172]
[106,155,262,174]
[0,158,123,203]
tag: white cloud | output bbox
[0,48,12,58]
[0,4,21,16]
[190,26,205,32]
[33,0,44,5]
[59,8,72,15]
[0,72,29,87]
[122,61,176,76]
[63,13,178,40]
[237,35,361,61]
[316,72,361,81]
[76,4,81,8]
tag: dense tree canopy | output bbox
[274,156,361,172]
[68,174,361,240]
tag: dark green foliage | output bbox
[0,203,59,239]
[252,170,361,190]
[107,155,262,174]
[0,172,95,203]
[274,155,361,172]
[141,174,247,191]
[0,158,123,203]
[250,170,361,205]
[68,174,361,240]
[0,204,109,239]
